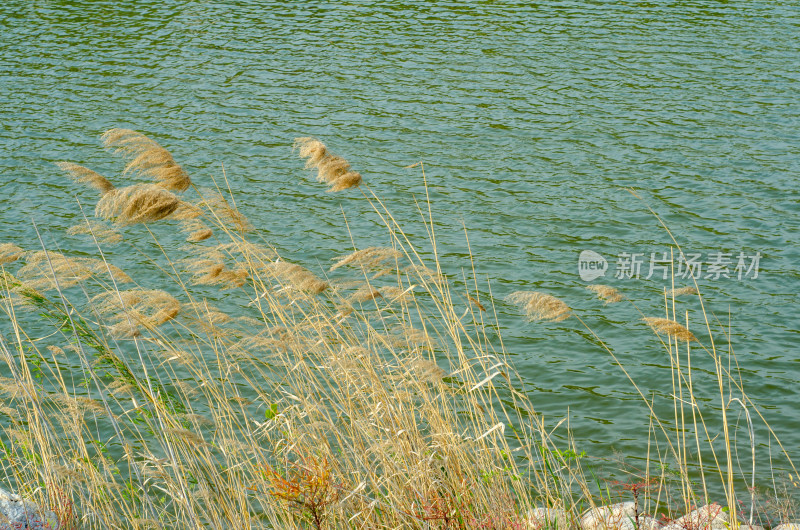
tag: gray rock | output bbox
[0,487,58,529]
[527,507,569,528]
[581,502,635,530]
[774,525,800,530]
[636,516,662,530]
[580,502,660,530]
[667,504,727,530]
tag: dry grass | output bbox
[669,286,698,297]
[295,137,362,192]
[642,316,697,342]
[587,284,625,303]
[92,288,180,337]
[16,251,127,291]
[186,228,213,243]
[197,188,252,231]
[66,220,123,245]
[95,184,181,225]
[0,133,794,530]
[0,243,25,264]
[266,261,329,295]
[507,290,571,322]
[330,246,403,272]
[101,128,192,192]
[56,162,115,195]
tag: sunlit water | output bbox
[2,0,799,505]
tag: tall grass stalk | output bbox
[0,133,794,528]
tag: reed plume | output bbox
[295,137,328,167]
[409,358,446,384]
[507,291,571,322]
[165,427,210,448]
[404,264,446,286]
[56,162,115,195]
[587,284,624,304]
[18,251,94,290]
[86,261,132,284]
[0,270,39,309]
[668,286,698,297]
[179,219,214,242]
[211,267,248,289]
[349,286,383,303]
[187,228,213,242]
[216,241,277,263]
[467,294,487,311]
[181,255,248,289]
[95,184,181,225]
[171,201,204,220]
[330,247,403,272]
[92,288,180,336]
[66,221,123,245]
[197,188,251,231]
[101,128,191,192]
[642,317,697,342]
[378,285,411,302]
[392,325,435,350]
[0,243,24,264]
[267,261,329,295]
[294,137,362,192]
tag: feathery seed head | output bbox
[85,260,132,284]
[268,261,329,294]
[182,256,248,288]
[92,288,180,336]
[294,137,329,167]
[66,221,123,245]
[350,286,383,303]
[165,427,210,448]
[0,243,24,264]
[331,247,403,272]
[404,264,446,286]
[95,184,181,225]
[171,201,204,220]
[101,128,191,191]
[317,155,350,182]
[56,161,115,195]
[379,286,411,302]
[179,219,214,242]
[330,171,362,191]
[410,358,446,384]
[642,317,697,342]
[669,286,698,297]
[18,251,95,290]
[187,228,213,242]
[587,284,624,304]
[507,291,571,322]
[467,294,487,311]
[295,136,363,192]
[197,188,252,231]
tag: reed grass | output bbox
[507,291,572,322]
[586,285,625,304]
[0,131,795,529]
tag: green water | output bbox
[2,0,799,502]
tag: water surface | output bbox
[2,0,799,501]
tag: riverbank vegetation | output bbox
[0,130,795,528]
